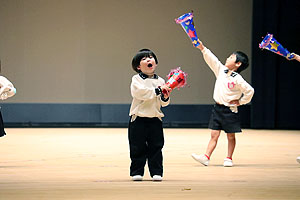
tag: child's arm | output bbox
[194,39,223,76]
[0,76,16,100]
[232,77,254,106]
[130,76,162,101]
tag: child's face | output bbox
[137,56,157,77]
[225,54,241,71]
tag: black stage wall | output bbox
[252,0,300,129]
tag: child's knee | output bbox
[227,133,235,140]
[211,130,220,140]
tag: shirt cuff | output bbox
[155,87,162,95]
[161,95,169,102]
[201,47,208,54]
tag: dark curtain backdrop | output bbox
[252,0,300,129]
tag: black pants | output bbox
[128,116,164,177]
[0,111,6,137]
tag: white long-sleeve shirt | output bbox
[129,73,170,119]
[202,47,254,113]
[0,76,16,100]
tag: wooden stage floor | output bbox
[0,128,299,200]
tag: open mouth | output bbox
[147,63,153,68]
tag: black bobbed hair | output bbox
[131,49,158,73]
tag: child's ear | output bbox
[235,61,242,68]
[137,65,141,71]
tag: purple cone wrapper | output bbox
[259,33,294,59]
[175,12,200,47]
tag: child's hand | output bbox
[289,53,300,62]
[229,100,240,106]
[161,85,172,99]
[287,53,295,60]
[194,39,205,51]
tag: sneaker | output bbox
[223,158,233,167]
[191,153,209,166]
[132,175,143,181]
[152,175,163,181]
[297,156,300,164]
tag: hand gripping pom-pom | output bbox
[162,67,187,94]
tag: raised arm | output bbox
[194,39,223,77]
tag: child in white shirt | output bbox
[129,49,171,181]
[191,40,254,167]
